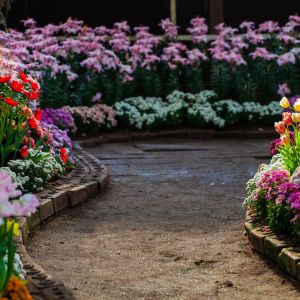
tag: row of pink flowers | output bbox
[1,16,300,101]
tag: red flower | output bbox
[0,75,11,83]
[4,97,18,107]
[20,146,28,158]
[10,80,23,93]
[60,147,68,164]
[34,108,42,121]
[30,138,35,148]
[31,81,40,91]
[27,117,38,129]
[282,112,293,126]
[24,91,39,101]
[20,71,29,83]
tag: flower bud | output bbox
[282,112,293,125]
[280,97,290,108]
[274,121,286,135]
[280,134,290,145]
[294,100,300,112]
[292,113,300,123]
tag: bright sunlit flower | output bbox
[275,121,286,134]
[292,113,300,123]
[280,97,290,108]
[294,100,300,112]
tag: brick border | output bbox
[15,145,110,300]
[76,128,276,148]
[245,210,300,282]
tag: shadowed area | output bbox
[26,138,300,299]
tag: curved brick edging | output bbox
[76,128,276,148]
[245,210,300,282]
[15,145,110,300]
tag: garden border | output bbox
[16,146,110,300]
[245,210,300,282]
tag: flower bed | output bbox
[0,49,75,298]
[245,97,300,236]
[42,90,282,132]
[0,16,300,107]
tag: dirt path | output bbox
[27,138,300,299]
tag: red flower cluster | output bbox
[0,71,41,106]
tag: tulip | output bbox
[275,121,286,135]
[280,97,290,108]
[280,134,290,145]
[294,100,300,112]
[282,112,293,125]
[292,113,300,123]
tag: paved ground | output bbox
[27,138,300,300]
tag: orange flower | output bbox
[274,121,286,135]
[280,134,290,145]
[1,277,32,300]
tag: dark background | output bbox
[224,0,300,27]
[6,0,300,32]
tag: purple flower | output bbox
[41,122,72,150]
[277,182,300,204]
[257,170,290,201]
[42,108,76,133]
[270,138,282,156]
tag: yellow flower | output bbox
[292,113,300,123]
[6,220,19,237]
[280,97,290,108]
[294,101,300,112]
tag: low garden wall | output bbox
[245,211,300,282]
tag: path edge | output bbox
[16,146,110,300]
[245,210,300,282]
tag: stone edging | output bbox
[245,210,300,282]
[76,128,276,148]
[16,145,110,300]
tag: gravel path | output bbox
[27,138,300,299]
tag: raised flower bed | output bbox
[245,96,300,280]
[0,48,76,299]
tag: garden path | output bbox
[27,138,300,299]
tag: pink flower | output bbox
[92,92,102,103]
[0,171,39,224]
[277,52,296,66]
[258,21,280,33]
[250,47,277,61]
[159,18,178,40]
[277,83,291,97]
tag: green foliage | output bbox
[267,200,294,233]
[211,61,234,99]
[234,66,256,102]
[0,219,16,295]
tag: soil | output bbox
[26,138,300,299]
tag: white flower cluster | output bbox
[114,90,283,129]
[188,102,225,128]
[242,101,282,122]
[1,149,63,192]
[114,96,168,129]
[243,154,285,208]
